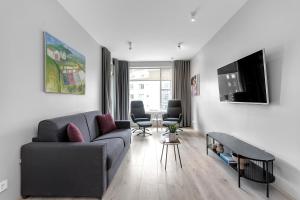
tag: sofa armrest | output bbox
[115,120,131,129]
[21,142,107,198]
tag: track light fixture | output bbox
[128,41,132,50]
[177,42,183,49]
[190,6,201,22]
[190,11,196,22]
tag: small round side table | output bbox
[160,136,182,170]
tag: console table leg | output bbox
[266,161,269,198]
[206,134,208,155]
[238,156,241,188]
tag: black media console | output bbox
[206,132,275,198]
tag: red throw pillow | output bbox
[67,123,85,142]
[97,113,117,134]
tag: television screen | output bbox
[217,50,269,104]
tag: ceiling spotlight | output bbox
[128,41,132,50]
[190,10,197,22]
[177,42,183,49]
[190,5,201,22]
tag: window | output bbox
[139,84,144,89]
[129,67,173,111]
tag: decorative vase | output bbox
[212,144,218,151]
[232,153,248,170]
[168,133,177,142]
[216,144,224,153]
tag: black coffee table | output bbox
[136,121,152,136]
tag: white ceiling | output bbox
[58,0,247,61]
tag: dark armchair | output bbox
[130,101,151,133]
[162,100,183,130]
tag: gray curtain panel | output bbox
[173,60,191,127]
[101,47,112,114]
[113,59,129,120]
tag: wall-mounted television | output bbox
[217,49,269,104]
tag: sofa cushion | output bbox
[83,111,102,141]
[38,113,91,142]
[92,138,124,169]
[67,123,85,142]
[93,129,131,148]
[97,113,117,135]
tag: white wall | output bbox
[0,0,101,199]
[191,0,300,199]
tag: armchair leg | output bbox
[131,128,137,133]
[137,127,152,136]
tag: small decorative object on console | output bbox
[232,153,249,170]
[212,144,218,151]
[216,144,224,153]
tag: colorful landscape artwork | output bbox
[44,32,85,95]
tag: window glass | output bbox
[129,67,172,111]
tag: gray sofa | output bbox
[21,111,131,199]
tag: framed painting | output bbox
[44,32,85,95]
[191,74,200,96]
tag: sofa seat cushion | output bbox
[92,138,124,169]
[93,129,131,148]
[164,118,179,122]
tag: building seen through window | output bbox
[129,67,172,111]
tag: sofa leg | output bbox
[22,195,30,199]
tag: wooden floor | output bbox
[31,128,291,200]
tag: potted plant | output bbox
[168,124,178,142]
